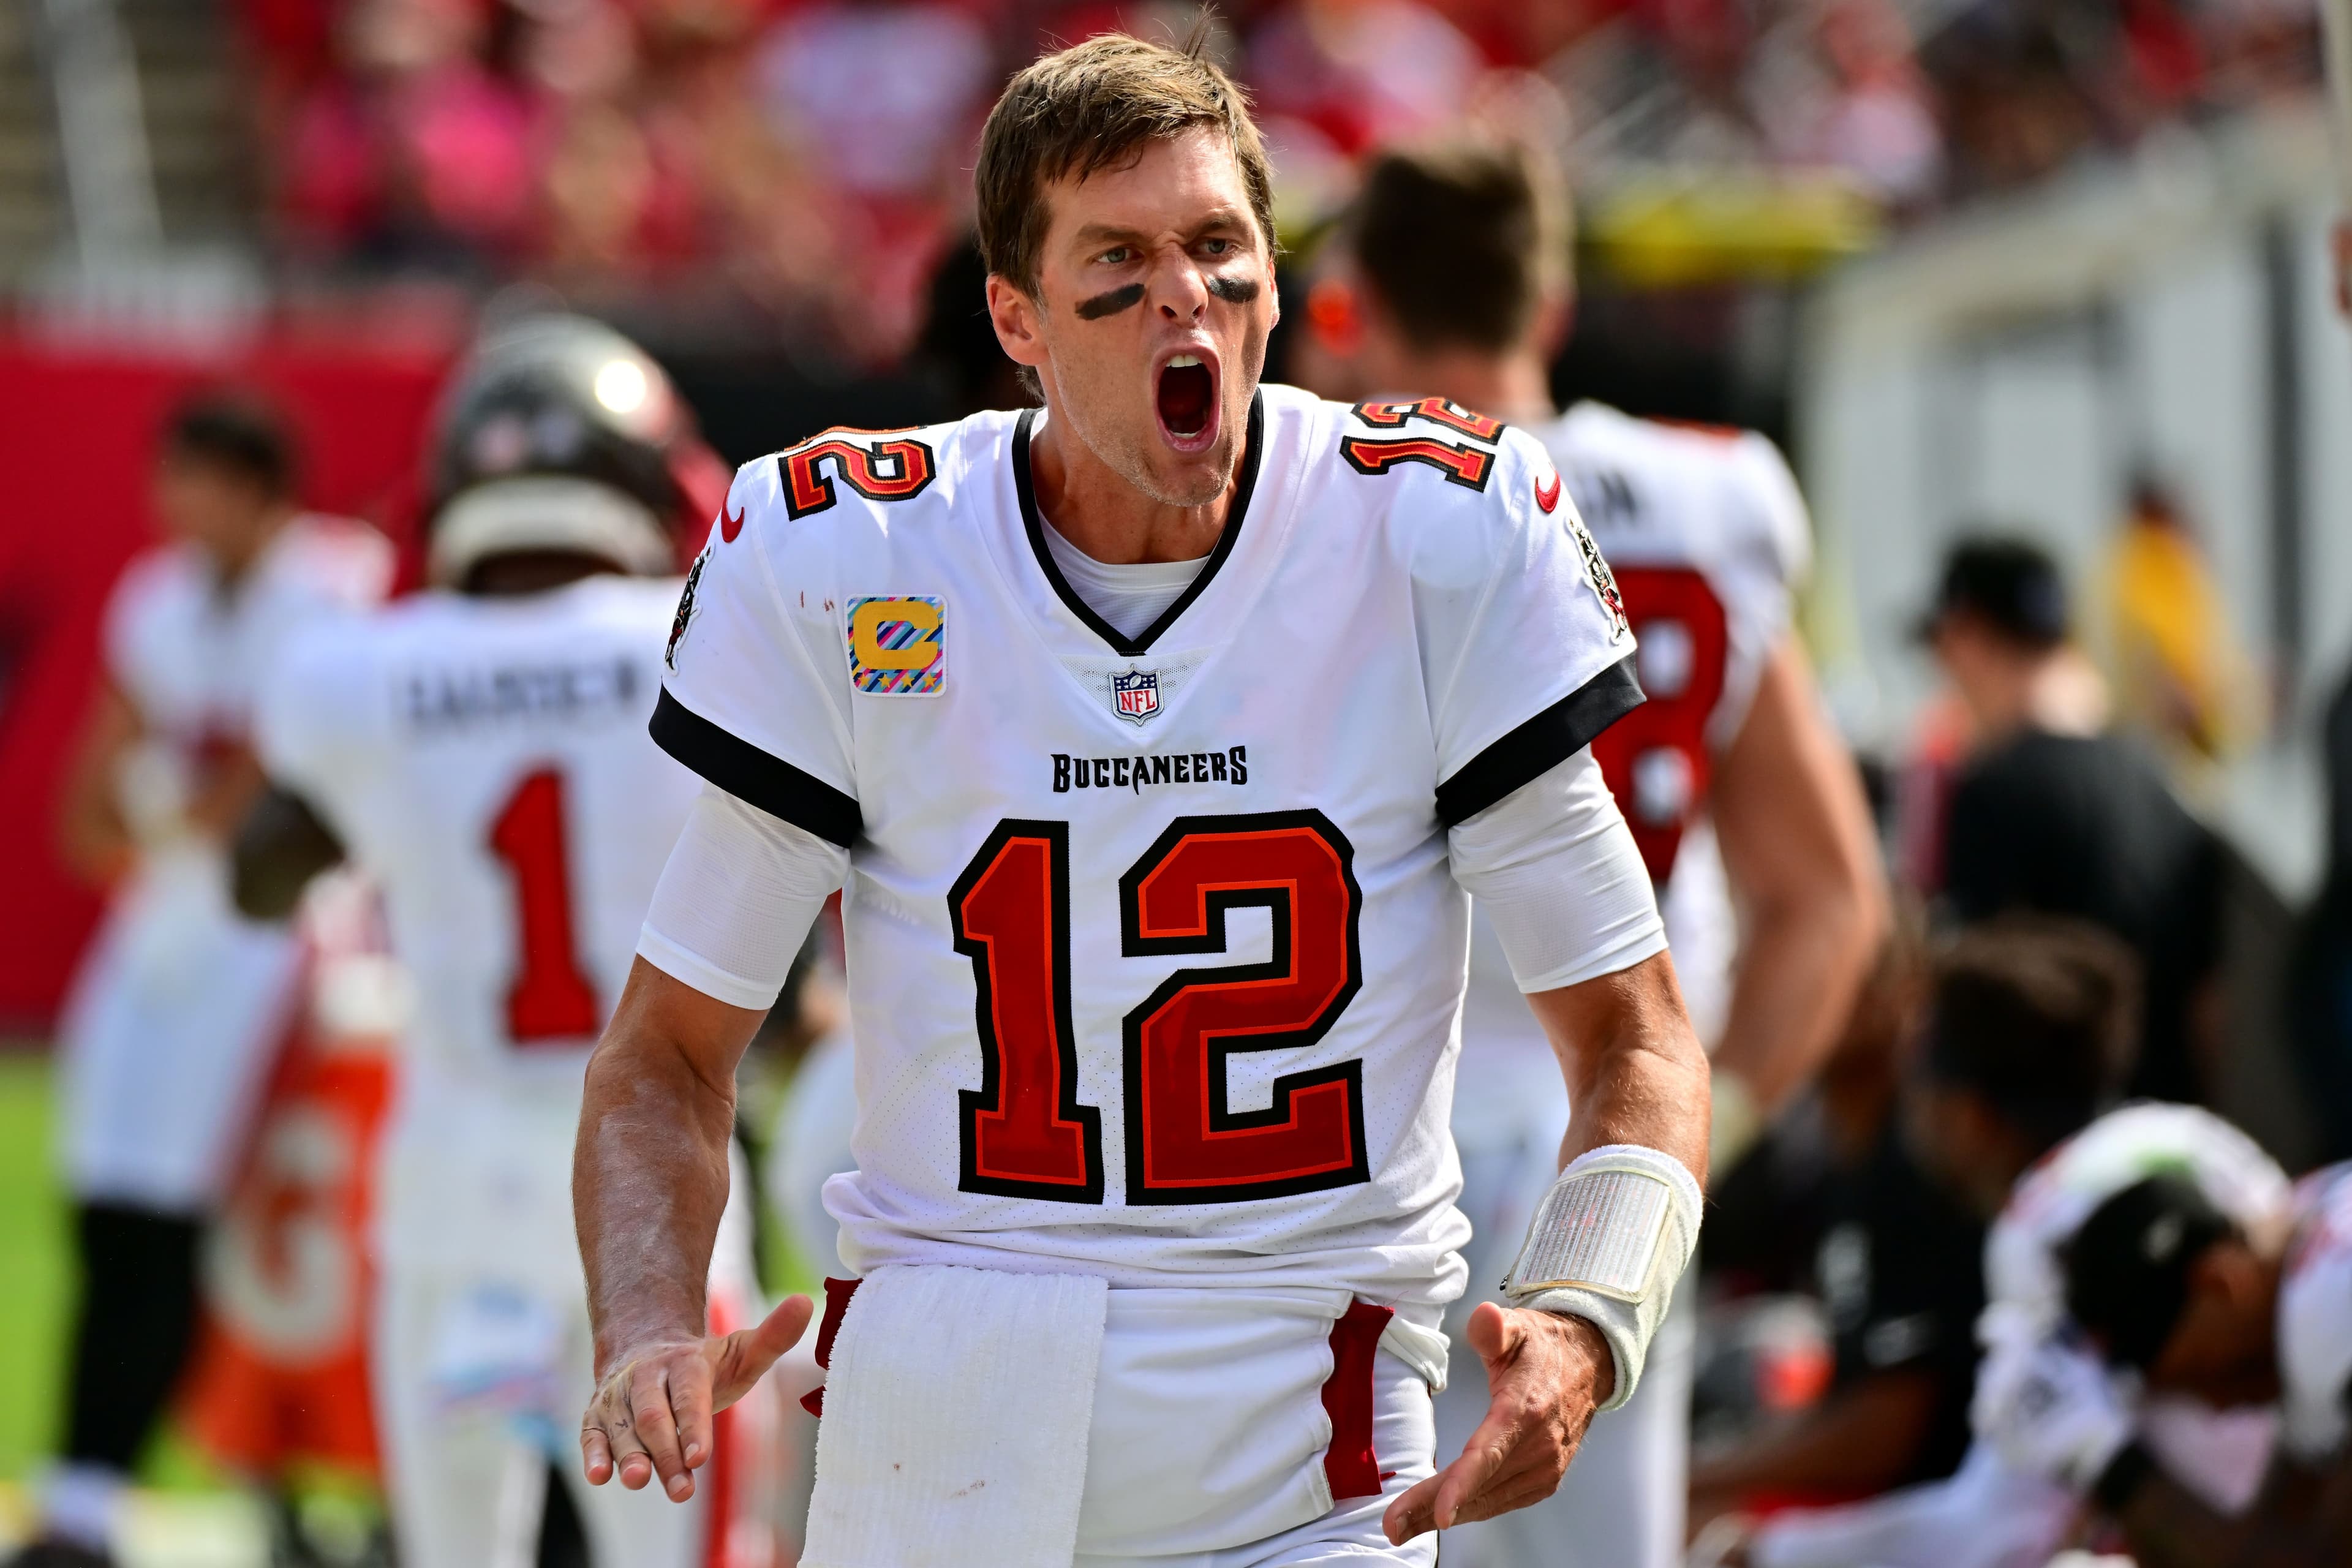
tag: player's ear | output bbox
[987,274,1049,374]
[1535,286,1574,360]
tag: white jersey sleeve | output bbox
[1401,419,1643,827]
[653,456,861,847]
[2277,1164,2352,1463]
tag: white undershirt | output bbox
[638,749,1665,1012]
[1038,522,1208,641]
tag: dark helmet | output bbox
[424,314,719,584]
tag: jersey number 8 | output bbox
[949,810,1369,1207]
[1588,566,1730,882]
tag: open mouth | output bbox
[1155,353,1218,451]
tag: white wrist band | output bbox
[1500,1143,1703,1412]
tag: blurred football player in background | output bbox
[20,398,391,1568]
[1738,1104,2295,1568]
[1691,916,2135,1534]
[1992,1159,2352,1563]
[1297,138,1886,1568]
[230,316,769,1568]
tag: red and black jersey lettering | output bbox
[1118,810,1367,1204]
[946,809,1370,1208]
[1589,565,1730,880]
[1353,397,1506,442]
[1340,435,1494,491]
[778,430,938,519]
[949,820,1106,1202]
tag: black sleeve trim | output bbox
[1434,657,1645,827]
[650,688,861,848]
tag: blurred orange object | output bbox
[179,883,401,1479]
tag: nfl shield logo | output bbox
[1112,669,1161,725]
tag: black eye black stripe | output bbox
[1076,284,1145,320]
[1207,276,1259,304]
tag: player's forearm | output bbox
[58,688,140,885]
[576,962,755,1372]
[2120,1469,2345,1568]
[1709,871,1880,1113]
[1709,639,1887,1115]
[1532,951,1710,1180]
[186,743,268,840]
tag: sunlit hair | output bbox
[1346,139,1571,355]
[975,31,1276,300]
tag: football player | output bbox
[234,316,763,1568]
[1738,1103,2294,1568]
[1298,140,1887,1567]
[23,397,388,1568]
[574,32,1711,1567]
[1975,1159,2352,1564]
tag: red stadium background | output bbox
[0,328,456,1031]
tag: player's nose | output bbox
[1148,249,1209,320]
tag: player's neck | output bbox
[1380,349,1555,428]
[204,502,296,589]
[1027,409,1234,566]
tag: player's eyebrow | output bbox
[1069,209,1253,253]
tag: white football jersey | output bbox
[260,576,700,1095]
[108,514,395,750]
[2277,1162,2352,1462]
[1460,403,1810,1074]
[656,386,1640,1308]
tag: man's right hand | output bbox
[581,1294,815,1501]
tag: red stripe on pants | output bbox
[1321,1299,1395,1500]
[801,1276,861,1417]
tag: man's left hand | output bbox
[1382,1302,1615,1544]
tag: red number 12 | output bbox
[948,811,1366,1206]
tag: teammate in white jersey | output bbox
[1992,1158,2352,1562]
[1297,141,1886,1568]
[23,398,388,1568]
[238,317,764,1568]
[573,34,1711,1567]
[1741,1103,2294,1568]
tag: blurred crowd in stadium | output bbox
[233,0,2325,356]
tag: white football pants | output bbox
[374,1128,762,1568]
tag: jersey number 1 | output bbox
[948,811,1368,1206]
[488,769,601,1044]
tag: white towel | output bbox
[802,1264,1109,1568]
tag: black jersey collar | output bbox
[1012,389,1264,658]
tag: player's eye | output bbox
[1096,246,1135,266]
[1199,237,1234,257]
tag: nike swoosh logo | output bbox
[1534,471,1562,514]
[720,499,747,542]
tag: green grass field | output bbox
[0,1052,69,1483]
[0,1047,818,1561]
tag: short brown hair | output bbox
[1922,916,2141,1153]
[1347,140,1569,354]
[974,32,1276,299]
